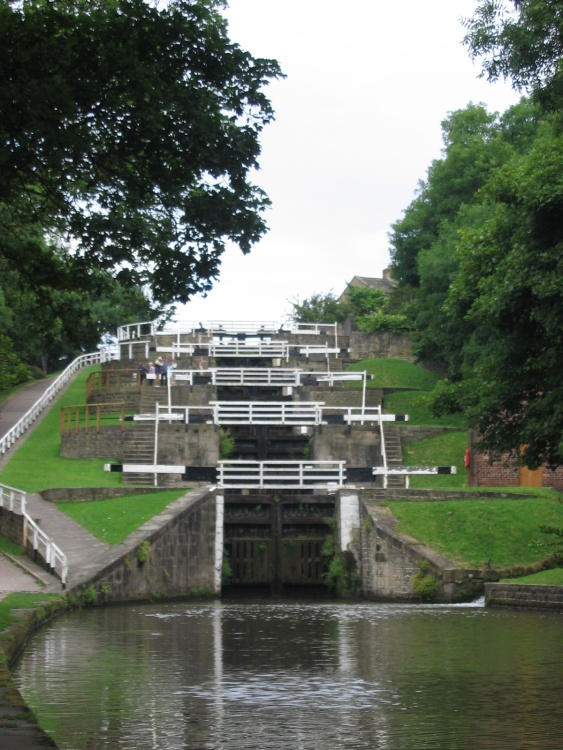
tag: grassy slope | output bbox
[59,489,187,545]
[0,366,123,492]
[0,365,187,545]
[385,494,563,569]
[348,358,563,577]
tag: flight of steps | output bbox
[382,425,405,489]
[122,422,155,486]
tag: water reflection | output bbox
[13,599,563,749]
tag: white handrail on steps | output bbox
[0,483,68,587]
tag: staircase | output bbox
[122,422,155,486]
[382,425,405,489]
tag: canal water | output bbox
[12,598,563,750]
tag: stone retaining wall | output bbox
[80,487,218,603]
[485,583,563,610]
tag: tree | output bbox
[432,122,563,468]
[288,292,347,324]
[0,0,283,306]
[463,0,563,112]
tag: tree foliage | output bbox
[0,0,282,306]
[0,0,282,373]
[463,0,563,112]
[387,0,563,467]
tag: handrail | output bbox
[60,403,126,434]
[0,351,102,456]
[116,319,340,342]
[217,460,346,489]
[0,483,68,587]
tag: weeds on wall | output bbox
[412,560,439,601]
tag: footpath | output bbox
[0,377,119,598]
[0,377,108,750]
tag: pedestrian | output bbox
[148,362,155,385]
[169,358,177,385]
[161,356,168,387]
[138,362,147,384]
[155,356,163,385]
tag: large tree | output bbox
[433,122,563,469]
[463,0,563,112]
[0,0,282,306]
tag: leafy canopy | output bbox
[0,0,283,306]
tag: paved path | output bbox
[0,377,106,598]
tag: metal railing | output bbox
[171,340,291,360]
[142,402,407,427]
[0,483,68,586]
[117,319,340,342]
[372,465,457,489]
[0,351,102,456]
[217,460,346,489]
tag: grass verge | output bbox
[345,358,439,390]
[401,431,468,488]
[385,493,563,569]
[502,568,563,585]
[383,390,465,428]
[0,533,25,555]
[59,489,188,545]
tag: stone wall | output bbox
[81,488,218,602]
[311,426,379,467]
[485,583,563,610]
[158,423,218,466]
[348,332,413,361]
[61,425,125,459]
[358,495,485,602]
[0,506,25,547]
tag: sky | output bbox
[176,0,520,326]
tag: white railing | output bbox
[290,322,337,336]
[171,368,367,387]
[117,319,340,343]
[0,351,101,456]
[142,402,408,427]
[217,460,346,489]
[171,341,291,360]
[209,401,325,425]
[372,465,457,489]
[0,483,68,586]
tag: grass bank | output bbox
[385,491,563,571]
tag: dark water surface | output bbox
[12,599,563,749]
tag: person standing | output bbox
[161,356,169,387]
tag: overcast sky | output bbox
[177,0,519,326]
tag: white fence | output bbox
[117,319,339,342]
[217,460,346,489]
[142,402,408,427]
[0,351,102,456]
[172,368,366,388]
[0,483,68,586]
[372,465,457,489]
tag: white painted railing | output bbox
[0,351,101,456]
[217,460,346,489]
[141,402,408,427]
[0,483,68,586]
[372,465,457,489]
[209,401,326,425]
[171,340,291,361]
[117,319,340,343]
[171,368,367,387]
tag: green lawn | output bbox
[345,358,439,390]
[385,494,563,569]
[0,366,123,492]
[59,489,188,545]
[401,431,469,488]
[502,567,563,585]
[383,390,465,428]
